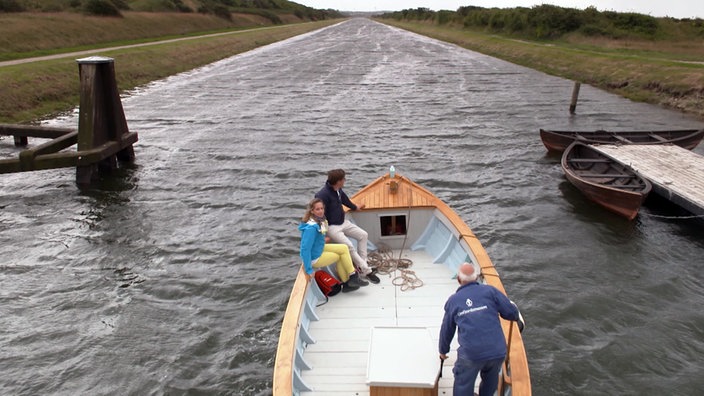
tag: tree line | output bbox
[380,4,704,40]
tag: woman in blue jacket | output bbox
[299,198,368,292]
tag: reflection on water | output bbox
[1,18,703,395]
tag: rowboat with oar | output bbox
[540,128,704,153]
[273,169,530,395]
[562,142,652,220]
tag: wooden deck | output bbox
[301,249,459,395]
[593,144,704,216]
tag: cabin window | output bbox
[380,215,407,237]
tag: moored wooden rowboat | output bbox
[561,142,652,220]
[540,128,704,153]
[273,170,530,395]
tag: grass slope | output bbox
[0,13,339,123]
[377,20,704,120]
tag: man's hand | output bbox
[439,353,448,360]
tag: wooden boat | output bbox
[273,170,530,395]
[561,142,652,220]
[540,128,704,153]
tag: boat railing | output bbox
[273,268,322,396]
[411,211,476,275]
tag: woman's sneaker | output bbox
[341,281,359,293]
[348,273,369,287]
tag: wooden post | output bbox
[0,61,136,178]
[75,56,135,185]
[13,136,28,147]
[569,82,581,114]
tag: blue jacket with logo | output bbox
[298,220,324,275]
[315,182,357,226]
[439,281,519,361]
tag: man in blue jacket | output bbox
[315,169,380,284]
[439,262,519,396]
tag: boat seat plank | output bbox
[606,185,648,189]
[576,173,635,178]
[647,133,668,142]
[612,134,631,142]
[567,158,612,163]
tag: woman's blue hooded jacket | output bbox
[299,220,324,275]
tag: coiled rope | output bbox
[368,243,423,291]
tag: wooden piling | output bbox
[14,135,28,147]
[76,56,135,185]
[0,56,137,185]
[569,82,581,114]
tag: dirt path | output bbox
[0,25,281,67]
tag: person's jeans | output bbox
[452,356,505,396]
[327,220,371,274]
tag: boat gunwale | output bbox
[272,266,307,395]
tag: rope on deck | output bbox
[368,244,423,291]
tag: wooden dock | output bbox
[593,144,704,216]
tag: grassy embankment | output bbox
[378,19,704,121]
[0,12,340,124]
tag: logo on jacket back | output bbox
[458,298,488,317]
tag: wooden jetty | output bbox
[0,56,137,185]
[593,144,704,217]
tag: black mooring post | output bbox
[569,81,581,114]
[75,56,134,185]
[13,136,28,147]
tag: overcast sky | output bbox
[295,1,703,19]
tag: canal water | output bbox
[1,18,703,395]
